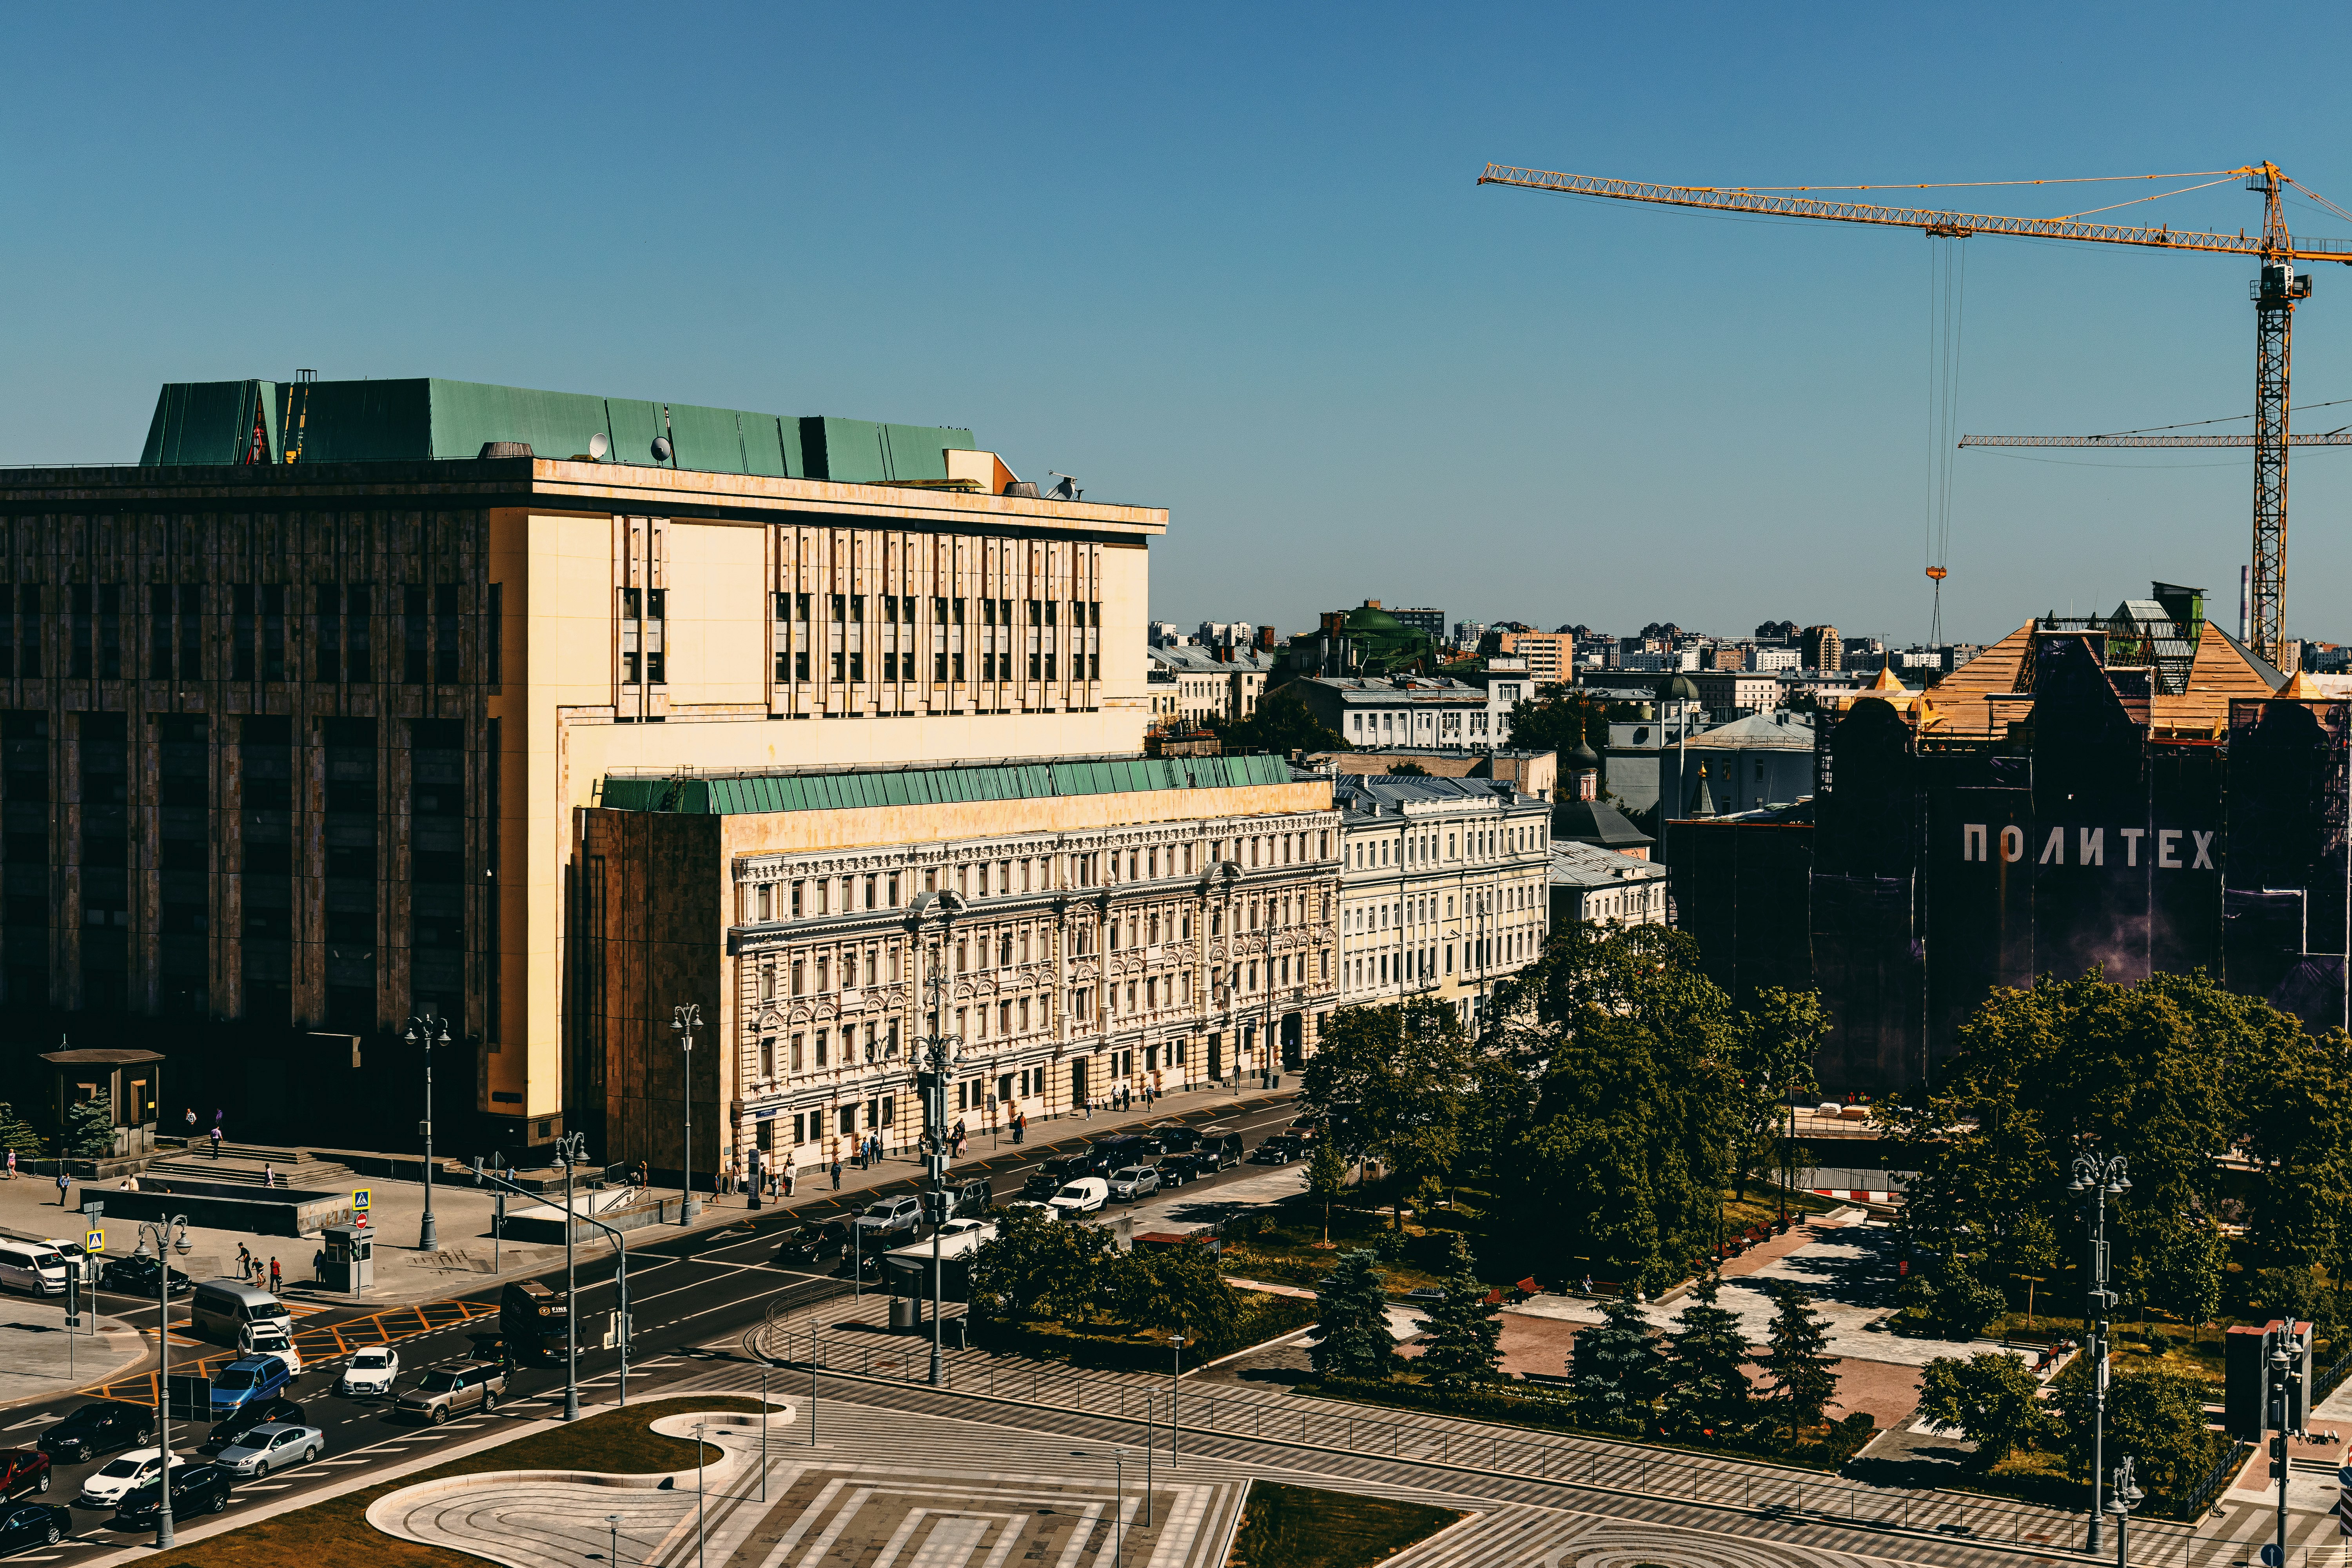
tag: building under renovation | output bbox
[1666,583,2343,1092]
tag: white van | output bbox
[0,1240,67,1296]
[191,1279,291,1344]
[1047,1178,1108,1218]
[239,1319,305,1374]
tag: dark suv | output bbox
[1029,1154,1099,1194]
[35,1403,149,1464]
[112,1465,232,1529]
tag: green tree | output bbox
[1506,690,1611,761]
[1213,686,1349,755]
[2130,1212,2225,1328]
[1570,1298,1664,1433]
[1661,1275,1752,1438]
[1484,924,1740,1293]
[2050,1359,2221,1509]
[1730,988,1828,1197]
[968,1210,1121,1325]
[1107,1241,1245,1352]
[1308,1249,1396,1380]
[1385,761,1430,776]
[2240,1025,2352,1276]
[1302,1002,1474,1229]
[1411,1233,1501,1390]
[1306,1138,1349,1245]
[1916,1352,2049,1466]
[64,1098,113,1159]
[1757,1286,1839,1441]
[0,1102,44,1156]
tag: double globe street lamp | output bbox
[2067,1152,2130,1553]
[130,1216,194,1549]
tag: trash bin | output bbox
[889,1297,918,1332]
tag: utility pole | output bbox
[2107,1455,2141,1568]
[2265,1316,2307,1568]
[918,890,967,1387]
[2068,1152,2131,1553]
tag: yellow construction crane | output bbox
[1479,161,2352,670]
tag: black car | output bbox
[96,1257,192,1299]
[1166,1150,1223,1184]
[774,1220,849,1267]
[0,1503,70,1557]
[112,1464,232,1529]
[36,1404,149,1464]
[1151,1124,1206,1153]
[200,1399,303,1456]
[1089,1135,1149,1168]
[944,1177,993,1218]
[1019,1170,1063,1200]
[1038,1152,1102,1183]
[1249,1135,1304,1166]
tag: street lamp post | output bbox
[605,1514,623,1568]
[918,891,966,1387]
[1072,1447,1127,1568]
[1168,1334,1186,1468]
[2068,1152,2130,1553]
[673,1004,702,1223]
[2267,1319,2305,1568]
[2106,1455,2141,1568]
[130,1216,193,1550]
[405,1010,452,1252]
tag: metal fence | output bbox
[760,1324,2161,1557]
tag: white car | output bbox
[1048,1178,1108,1218]
[337,1345,399,1397]
[76,1449,183,1509]
[1107,1166,1160,1202]
[216,1423,325,1478]
[240,1323,304,1376]
[998,1200,1063,1224]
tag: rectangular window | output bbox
[434,583,460,682]
[934,596,948,624]
[830,651,844,682]
[934,651,948,682]
[953,652,964,681]
[98,584,121,679]
[796,592,810,621]
[791,1034,805,1072]
[314,584,341,681]
[1028,652,1041,681]
[1045,652,1056,681]
[232,585,254,681]
[759,1036,775,1078]
[646,650,666,684]
[404,586,428,682]
[345,584,369,681]
[262,585,285,679]
[151,584,176,679]
[849,594,864,621]
[848,651,863,682]
[831,594,846,623]
[816,1030,829,1067]
[16,586,38,678]
[487,583,503,684]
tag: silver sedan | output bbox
[215,1423,325,1478]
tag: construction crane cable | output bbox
[1655,170,2241,195]
[2053,174,2246,222]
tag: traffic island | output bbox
[101,1395,773,1568]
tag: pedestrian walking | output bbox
[54,1169,70,1208]
[237,1244,252,1280]
[209,1124,222,1159]
[4,1148,14,1179]
[263,1161,274,1188]
[783,1151,796,1196]
[183,1107,196,1137]
[830,1159,842,1191]
[269,1258,281,1292]
[312,1246,325,1281]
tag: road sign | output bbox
[352,1187,371,1213]
[85,1229,103,1254]
[2263,1543,2286,1566]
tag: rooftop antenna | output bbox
[1046,471,1081,501]
[589,432,610,461]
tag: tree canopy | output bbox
[1213,685,1349,755]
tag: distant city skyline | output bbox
[7,4,2352,645]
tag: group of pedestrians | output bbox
[234,1244,281,1293]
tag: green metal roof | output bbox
[597,753,1294,815]
[138,378,972,483]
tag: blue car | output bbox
[207,1357,291,1419]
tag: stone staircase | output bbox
[143,1141,361,1191]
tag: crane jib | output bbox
[1475,164,2352,263]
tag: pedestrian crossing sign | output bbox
[352,1188,371,1213]
[85,1229,103,1253]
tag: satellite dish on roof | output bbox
[651,436,673,464]
[588,433,609,460]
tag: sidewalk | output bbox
[0,1302,145,1408]
[0,1080,1296,1314]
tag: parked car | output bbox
[0,1243,66,1298]
[1048,1178,1109,1218]
[1165,1151,1222,1184]
[774,1220,850,1268]
[394,1363,506,1425]
[1249,1136,1303,1165]
[111,1463,233,1529]
[1403,1285,1446,1305]
[0,1453,48,1504]
[75,1450,183,1510]
[96,1256,192,1298]
[213,1423,324,1479]
[37,1403,149,1464]
[1088,1135,1149,1170]
[1147,1122,1205,1153]
[853,1196,922,1239]
[1193,1129,1246,1169]
[203,1399,304,1456]
[1107,1166,1160,1203]
[337,1347,400,1399]
[944,1178,994,1218]
[0,1504,71,1556]
[207,1357,292,1419]
[998,1200,1063,1224]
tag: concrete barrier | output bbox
[82,1180,352,1238]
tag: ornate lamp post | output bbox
[405,1009,452,1250]
[918,890,966,1387]
[2067,1152,2130,1552]
[130,1216,193,1548]
[673,1004,702,1222]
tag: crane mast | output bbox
[1481,160,2352,670]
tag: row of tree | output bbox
[1302,923,1826,1296]
[1918,1350,2222,1509]
[967,1211,1250,1352]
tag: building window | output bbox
[759,1036,775,1078]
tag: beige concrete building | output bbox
[5,375,1339,1165]
[1147,643,1272,726]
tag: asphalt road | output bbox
[0,1093,1306,1559]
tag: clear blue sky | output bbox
[7,3,2352,646]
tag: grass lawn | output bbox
[155,1395,767,1568]
[1225,1481,1461,1568]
